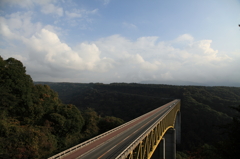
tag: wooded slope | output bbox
[41,82,240,152]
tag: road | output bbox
[63,100,178,159]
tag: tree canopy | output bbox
[0,56,124,158]
[0,57,85,158]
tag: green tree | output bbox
[98,116,124,133]
[0,57,34,124]
[82,108,100,138]
[214,105,240,159]
[0,56,86,158]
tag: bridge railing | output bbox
[116,100,180,159]
[48,100,178,159]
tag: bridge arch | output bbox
[116,100,181,159]
[152,110,181,159]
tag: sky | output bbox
[0,0,240,86]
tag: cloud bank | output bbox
[0,1,239,86]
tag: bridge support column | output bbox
[159,138,165,159]
[151,138,165,159]
[175,112,181,144]
[165,128,176,159]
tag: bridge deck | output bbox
[49,100,179,159]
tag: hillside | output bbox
[38,82,240,152]
[0,57,124,159]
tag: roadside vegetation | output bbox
[0,57,123,159]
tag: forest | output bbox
[1,56,240,158]
[0,57,124,159]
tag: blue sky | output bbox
[1,0,240,86]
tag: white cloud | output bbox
[123,22,137,29]
[160,72,173,80]
[37,0,57,6]
[102,0,111,5]
[89,9,98,14]
[0,0,57,7]
[175,34,194,42]
[0,17,16,39]
[64,8,98,28]
[0,0,239,85]
[0,10,238,84]
[0,10,112,73]
[65,8,98,19]
[43,25,62,35]
[22,29,114,72]
[93,34,234,83]
[1,0,63,16]
[0,0,34,8]
[41,3,63,16]
[185,40,232,63]
[65,11,82,18]
[0,12,42,40]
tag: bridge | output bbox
[49,99,181,159]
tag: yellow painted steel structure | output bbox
[116,100,181,159]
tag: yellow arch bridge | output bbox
[49,100,181,159]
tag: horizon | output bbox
[1,0,240,86]
[34,80,240,88]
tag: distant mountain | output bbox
[141,80,240,87]
[140,80,204,86]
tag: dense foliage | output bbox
[0,57,124,158]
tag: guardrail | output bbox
[116,100,180,159]
[48,100,178,159]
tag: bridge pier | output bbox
[165,128,176,159]
[151,138,165,159]
[160,138,165,159]
[151,112,180,159]
[175,112,181,144]
[151,129,176,159]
